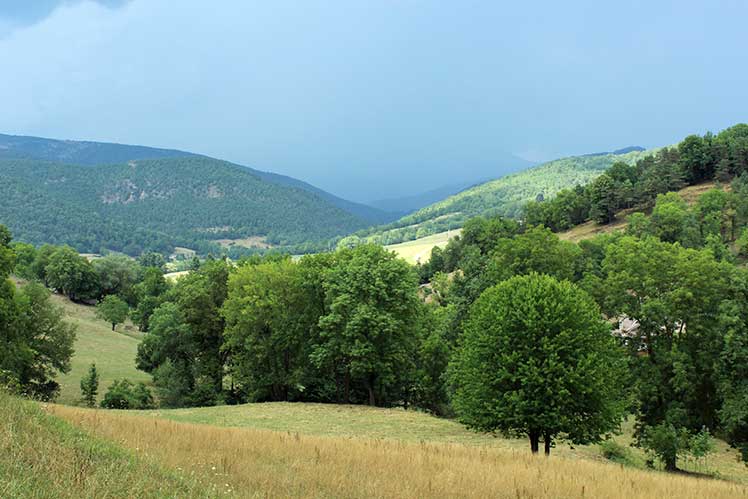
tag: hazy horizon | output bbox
[1,1,747,202]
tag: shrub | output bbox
[100,379,155,410]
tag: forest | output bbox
[0,156,373,256]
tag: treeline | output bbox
[525,124,748,230]
[134,247,448,410]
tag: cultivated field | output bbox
[385,229,461,264]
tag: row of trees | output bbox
[134,246,443,409]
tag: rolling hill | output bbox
[353,146,656,245]
[0,133,396,255]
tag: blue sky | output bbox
[0,1,746,201]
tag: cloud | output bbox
[0,1,128,33]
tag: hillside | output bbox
[0,392,208,498]
[49,292,150,405]
[0,132,391,227]
[355,147,655,245]
[43,403,748,497]
[0,155,376,255]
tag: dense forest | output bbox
[348,147,653,246]
[0,156,377,256]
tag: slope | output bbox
[0,156,373,255]
[50,292,151,406]
[0,391,208,498]
[355,147,655,245]
[0,132,389,224]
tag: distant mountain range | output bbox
[0,133,398,255]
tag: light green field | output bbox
[385,229,461,264]
[52,293,151,405]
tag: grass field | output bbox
[46,402,748,498]
[0,391,209,498]
[385,229,461,264]
[51,293,151,405]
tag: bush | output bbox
[100,379,155,409]
[599,439,635,466]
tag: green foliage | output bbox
[136,260,229,407]
[599,439,636,466]
[0,156,372,255]
[450,274,627,454]
[356,148,652,245]
[222,259,315,401]
[100,379,155,409]
[131,267,169,332]
[92,254,141,305]
[80,363,99,407]
[95,295,129,331]
[314,244,420,406]
[45,246,100,301]
[1,279,76,400]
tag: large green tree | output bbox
[222,259,315,401]
[45,246,100,301]
[313,244,419,406]
[450,273,626,455]
[600,236,731,470]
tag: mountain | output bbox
[0,133,389,224]
[0,155,376,255]
[352,147,656,245]
[368,180,488,216]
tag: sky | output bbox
[1,1,747,202]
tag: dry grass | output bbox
[385,229,461,264]
[559,181,724,243]
[49,405,748,499]
[0,392,210,498]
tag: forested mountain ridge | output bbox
[347,147,655,245]
[0,132,390,224]
[0,156,374,255]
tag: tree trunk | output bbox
[664,455,678,472]
[344,370,350,404]
[529,430,540,454]
[368,386,376,406]
[111,323,116,331]
[544,432,552,456]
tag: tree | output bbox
[450,273,626,455]
[92,254,141,304]
[96,295,129,331]
[589,174,617,224]
[10,282,76,399]
[131,267,169,332]
[600,236,731,470]
[45,246,100,301]
[100,379,155,409]
[80,363,100,407]
[313,244,420,406]
[135,260,229,407]
[138,252,166,270]
[222,259,314,401]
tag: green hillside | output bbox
[354,148,655,245]
[0,156,373,255]
[0,391,207,498]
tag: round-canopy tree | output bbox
[450,273,626,455]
